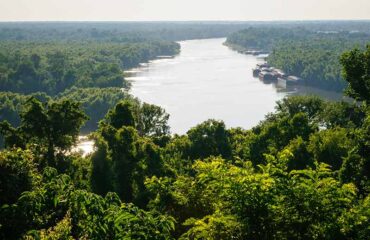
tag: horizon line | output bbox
[1,19,370,23]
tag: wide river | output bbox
[128,38,344,134]
[75,38,346,155]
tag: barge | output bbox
[253,62,303,87]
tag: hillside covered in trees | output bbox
[226,23,370,91]
[0,41,369,240]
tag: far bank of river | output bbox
[76,38,347,156]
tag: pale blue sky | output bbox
[0,0,369,21]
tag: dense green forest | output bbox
[0,43,369,239]
[0,88,129,137]
[0,41,179,94]
[0,23,185,134]
[226,26,370,91]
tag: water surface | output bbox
[129,38,288,134]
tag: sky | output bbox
[0,0,369,21]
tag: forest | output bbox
[0,23,182,134]
[0,35,369,239]
[226,25,370,91]
[0,88,135,137]
[0,41,180,94]
[0,22,256,42]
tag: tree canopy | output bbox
[0,23,369,239]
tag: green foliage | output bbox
[24,211,74,240]
[0,88,126,135]
[0,92,51,147]
[274,95,326,121]
[1,166,174,240]
[149,157,359,239]
[90,135,113,196]
[283,137,314,170]
[0,97,88,167]
[322,101,366,128]
[308,128,356,170]
[0,41,179,95]
[0,148,39,205]
[249,111,317,165]
[339,195,370,239]
[161,135,193,176]
[138,103,170,137]
[341,45,370,103]
[339,115,370,195]
[104,99,171,137]
[105,100,137,129]
[180,212,242,240]
[1,93,369,239]
[187,119,232,160]
[268,40,351,91]
[91,100,169,205]
[57,87,126,132]
[1,38,370,240]
[272,164,357,239]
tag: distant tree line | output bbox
[0,22,260,42]
[2,21,370,42]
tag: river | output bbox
[128,38,345,134]
[76,37,346,155]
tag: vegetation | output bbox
[0,41,179,95]
[0,22,259,42]
[226,27,370,91]
[0,88,127,139]
[0,44,369,239]
[56,87,128,133]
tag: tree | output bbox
[339,195,370,239]
[187,119,232,160]
[137,102,170,137]
[308,127,355,170]
[104,99,137,129]
[283,136,314,170]
[0,149,38,205]
[275,95,325,121]
[340,45,370,103]
[0,97,88,167]
[90,135,113,196]
[339,44,370,195]
[249,112,316,165]
[110,126,139,202]
[92,100,167,204]
[103,99,170,138]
